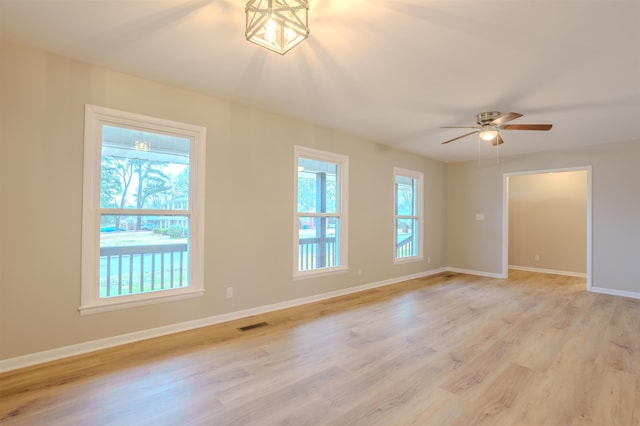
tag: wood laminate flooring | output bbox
[1,271,639,425]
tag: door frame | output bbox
[502,166,592,290]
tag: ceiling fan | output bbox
[441,111,552,146]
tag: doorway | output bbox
[502,166,592,290]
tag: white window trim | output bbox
[80,105,206,315]
[293,146,349,279]
[393,167,424,264]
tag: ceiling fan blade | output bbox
[501,124,552,131]
[441,126,479,129]
[492,134,504,146]
[491,112,523,126]
[441,130,478,144]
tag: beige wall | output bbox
[508,171,587,274]
[0,41,447,360]
[448,140,640,293]
[3,39,640,363]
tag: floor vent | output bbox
[238,321,269,332]
[444,273,458,278]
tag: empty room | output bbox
[1,1,639,425]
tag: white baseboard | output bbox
[0,268,447,373]
[590,286,640,300]
[446,267,506,279]
[508,265,587,278]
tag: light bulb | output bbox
[265,19,277,43]
[134,139,150,152]
[479,125,498,141]
[284,27,296,42]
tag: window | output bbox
[394,167,423,262]
[80,105,206,314]
[294,146,348,277]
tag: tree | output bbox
[171,166,189,203]
[100,157,173,230]
[297,172,336,213]
[132,160,172,229]
[100,157,134,228]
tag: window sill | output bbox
[79,289,205,315]
[393,256,424,265]
[293,266,349,280]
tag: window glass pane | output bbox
[298,216,340,271]
[396,175,415,216]
[297,158,338,213]
[396,218,418,258]
[100,215,189,298]
[100,125,190,210]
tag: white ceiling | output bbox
[1,0,639,162]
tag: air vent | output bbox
[238,321,269,332]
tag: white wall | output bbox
[0,41,447,361]
[448,141,640,294]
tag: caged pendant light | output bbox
[245,0,309,55]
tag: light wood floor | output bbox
[2,271,639,425]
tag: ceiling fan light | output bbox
[245,0,309,55]
[479,125,498,141]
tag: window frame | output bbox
[80,105,206,315]
[293,146,349,278]
[393,167,424,263]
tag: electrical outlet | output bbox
[427,257,431,263]
[226,287,233,298]
[534,255,540,262]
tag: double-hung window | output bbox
[80,105,206,314]
[394,167,423,262]
[294,146,348,277]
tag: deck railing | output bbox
[100,243,188,297]
[101,236,415,295]
[396,235,414,258]
[298,237,337,271]
[298,235,416,271]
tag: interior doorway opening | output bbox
[502,166,592,290]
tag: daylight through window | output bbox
[394,168,423,261]
[81,105,205,314]
[294,146,348,277]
